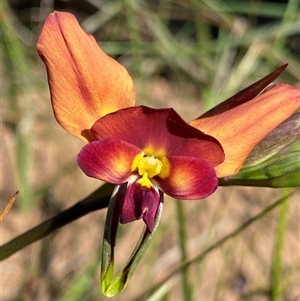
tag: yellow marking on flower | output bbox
[138,172,152,188]
[158,156,171,179]
[143,145,166,158]
[131,152,145,172]
[142,146,171,178]
[133,155,161,188]
[132,151,171,188]
[137,156,162,178]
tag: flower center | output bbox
[137,156,162,188]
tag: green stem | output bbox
[219,178,273,187]
[175,201,192,301]
[270,190,289,300]
[219,170,300,188]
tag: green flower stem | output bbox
[270,189,290,300]
[0,184,114,261]
[219,168,300,188]
[175,200,192,301]
[133,192,294,300]
[219,178,275,187]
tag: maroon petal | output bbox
[155,155,218,199]
[77,138,143,184]
[91,106,224,167]
[120,180,164,232]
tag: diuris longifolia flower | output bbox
[37,11,300,296]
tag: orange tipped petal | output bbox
[37,12,135,141]
[190,84,300,178]
[77,139,143,183]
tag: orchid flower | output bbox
[37,12,300,296]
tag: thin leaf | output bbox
[0,183,114,260]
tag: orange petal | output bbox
[190,84,300,177]
[37,12,135,142]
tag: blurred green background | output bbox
[1,0,299,300]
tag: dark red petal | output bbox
[120,181,163,232]
[154,155,218,199]
[77,139,143,184]
[91,106,224,167]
